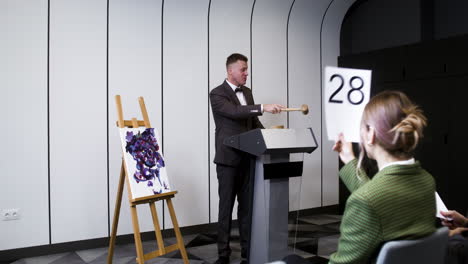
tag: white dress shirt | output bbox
[226,79,247,105]
[379,158,415,171]
[225,79,263,112]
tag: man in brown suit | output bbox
[210,53,284,264]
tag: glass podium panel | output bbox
[250,153,304,263]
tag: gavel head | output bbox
[301,104,309,115]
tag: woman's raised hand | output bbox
[332,133,356,164]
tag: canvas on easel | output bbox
[107,95,188,264]
[120,127,171,199]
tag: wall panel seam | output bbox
[250,0,257,90]
[320,0,335,207]
[106,0,110,237]
[47,0,52,245]
[161,0,166,228]
[207,0,212,223]
[286,0,296,128]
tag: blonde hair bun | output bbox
[390,106,427,152]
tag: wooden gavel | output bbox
[282,104,309,115]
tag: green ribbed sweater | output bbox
[329,159,436,264]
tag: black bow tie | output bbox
[234,87,242,93]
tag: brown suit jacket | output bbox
[210,80,264,166]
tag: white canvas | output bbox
[119,127,171,199]
[324,66,372,143]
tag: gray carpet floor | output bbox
[9,214,341,264]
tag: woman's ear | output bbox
[367,126,376,146]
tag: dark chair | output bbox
[375,227,449,264]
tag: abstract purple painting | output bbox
[120,127,171,199]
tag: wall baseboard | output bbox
[0,205,339,263]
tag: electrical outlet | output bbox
[2,208,20,221]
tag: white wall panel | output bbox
[288,0,332,210]
[49,0,108,243]
[0,1,49,250]
[251,0,292,129]
[163,0,210,228]
[321,0,358,206]
[208,0,254,223]
[108,0,163,236]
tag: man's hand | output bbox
[332,133,355,164]
[441,210,468,229]
[263,104,285,114]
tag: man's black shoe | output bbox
[214,256,229,264]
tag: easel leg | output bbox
[149,202,165,255]
[166,199,189,264]
[107,160,126,264]
[131,205,145,264]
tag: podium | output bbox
[224,128,318,263]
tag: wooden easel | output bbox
[107,95,189,264]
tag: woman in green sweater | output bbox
[329,90,436,264]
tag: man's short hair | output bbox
[226,53,248,68]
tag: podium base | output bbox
[249,156,290,263]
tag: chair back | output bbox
[376,227,449,264]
